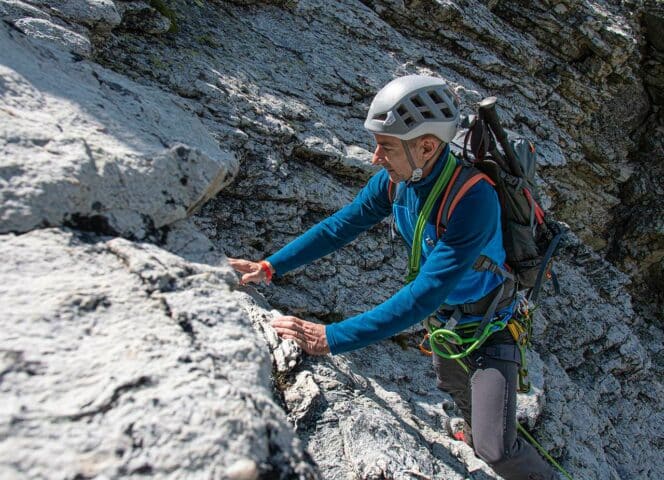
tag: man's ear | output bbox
[420,136,442,161]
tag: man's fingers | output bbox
[227,258,269,285]
[271,317,305,332]
[276,332,301,342]
[272,317,323,338]
[276,332,312,353]
[228,258,256,273]
[272,324,304,338]
[272,330,306,348]
[271,319,329,356]
[241,271,265,285]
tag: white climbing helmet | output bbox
[364,75,460,143]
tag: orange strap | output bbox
[387,180,395,203]
[435,165,463,231]
[446,173,495,223]
[419,333,433,356]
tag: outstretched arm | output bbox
[269,180,500,356]
[229,169,393,286]
[265,169,392,276]
[326,180,499,354]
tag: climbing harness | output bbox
[423,311,511,361]
[420,294,534,391]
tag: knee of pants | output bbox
[472,431,509,466]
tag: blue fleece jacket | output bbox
[267,147,506,354]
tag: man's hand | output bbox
[228,258,273,285]
[271,316,330,356]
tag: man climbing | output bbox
[229,75,557,480]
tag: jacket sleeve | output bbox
[266,169,393,276]
[325,180,499,354]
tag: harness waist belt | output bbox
[482,344,522,364]
[438,278,516,317]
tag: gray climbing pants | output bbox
[432,329,556,480]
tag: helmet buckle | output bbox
[384,111,396,126]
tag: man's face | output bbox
[370,134,413,183]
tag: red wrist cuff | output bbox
[259,261,273,283]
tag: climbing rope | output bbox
[425,316,508,360]
[517,423,575,480]
[405,152,457,283]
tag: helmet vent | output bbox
[441,106,453,118]
[373,113,388,121]
[428,90,444,105]
[403,115,416,127]
[421,110,434,119]
[410,96,425,108]
[396,105,408,117]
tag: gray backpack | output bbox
[448,97,563,302]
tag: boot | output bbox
[445,417,473,448]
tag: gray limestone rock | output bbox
[234,290,303,374]
[282,370,321,428]
[13,17,92,56]
[2,0,663,479]
[115,1,171,34]
[0,0,50,20]
[339,408,458,480]
[0,228,314,479]
[24,0,121,30]
[0,21,237,238]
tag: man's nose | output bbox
[371,146,386,166]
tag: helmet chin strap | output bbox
[401,140,444,183]
[402,140,422,182]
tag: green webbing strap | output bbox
[516,342,531,393]
[406,152,457,283]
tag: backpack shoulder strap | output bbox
[436,165,495,237]
[387,180,396,203]
[436,164,463,224]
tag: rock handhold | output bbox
[24,0,121,31]
[0,227,312,479]
[13,17,92,56]
[0,21,238,238]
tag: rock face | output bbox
[607,0,664,325]
[0,18,237,239]
[0,227,314,479]
[1,1,662,479]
